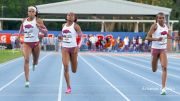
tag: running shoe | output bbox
[161,88,166,95]
[65,87,71,94]
[25,81,30,88]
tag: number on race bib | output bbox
[63,35,72,43]
[24,32,34,38]
[159,36,167,45]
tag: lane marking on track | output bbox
[110,56,180,79]
[0,53,51,92]
[0,57,23,69]
[91,54,180,96]
[57,63,64,101]
[80,55,131,101]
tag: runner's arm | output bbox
[58,24,65,41]
[146,23,162,41]
[167,25,172,39]
[36,18,48,36]
[75,23,83,48]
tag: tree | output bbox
[1,0,179,31]
[175,0,180,35]
[2,0,67,30]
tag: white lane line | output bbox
[0,53,51,92]
[110,56,180,79]
[134,56,180,66]
[92,54,180,96]
[57,64,64,101]
[126,57,180,78]
[0,57,23,69]
[127,55,180,67]
[169,56,180,60]
[79,55,131,101]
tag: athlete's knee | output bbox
[64,64,68,68]
[162,66,167,72]
[64,69,69,73]
[64,66,69,73]
[24,58,29,64]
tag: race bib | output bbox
[63,35,72,43]
[24,32,34,38]
[24,24,34,38]
[159,36,167,45]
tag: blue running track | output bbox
[0,51,180,101]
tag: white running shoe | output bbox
[161,88,166,95]
[25,81,30,88]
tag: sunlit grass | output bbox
[0,49,22,63]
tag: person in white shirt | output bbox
[59,12,82,94]
[138,36,143,52]
[144,39,149,52]
[123,36,129,52]
[146,12,172,95]
[89,35,97,51]
[132,37,137,52]
[19,6,47,87]
[10,36,16,49]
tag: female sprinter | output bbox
[59,12,82,94]
[146,12,172,95]
[19,6,47,87]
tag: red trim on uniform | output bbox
[151,48,166,57]
[24,42,39,49]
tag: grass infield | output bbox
[0,49,22,63]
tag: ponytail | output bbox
[34,6,38,17]
[74,16,77,22]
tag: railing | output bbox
[0,18,178,23]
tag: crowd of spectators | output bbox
[80,34,152,52]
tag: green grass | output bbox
[0,49,23,63]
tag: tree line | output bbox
[0,0,179,32]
